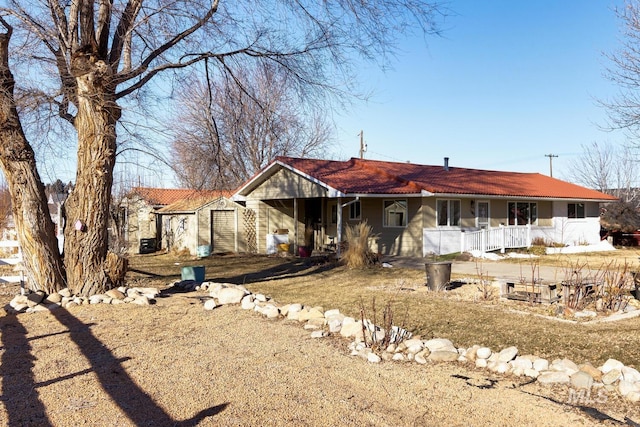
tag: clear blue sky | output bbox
[333,0,626,184]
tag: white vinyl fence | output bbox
[461,225,531,254]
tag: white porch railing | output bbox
[460,225,531,254]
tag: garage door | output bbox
[211,210,235,253]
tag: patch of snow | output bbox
[545,240,617,255]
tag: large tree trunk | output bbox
[63,46,126,296]
[0,32,66,294]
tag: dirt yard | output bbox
[1,253,639,426]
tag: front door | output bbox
[476,201,489,229]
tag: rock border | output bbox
[188,279,640,404]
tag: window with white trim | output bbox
[567,203,585,219]
[383,199,407,227]
[508,202,538,225]
[349,201,361,220]
[436,199,461,227]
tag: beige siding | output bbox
[361,198,423,257]
[537,201,552,227]
[250,169,328,199]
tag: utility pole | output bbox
[358,130,367,159]
[545,154,558,177]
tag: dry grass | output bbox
[127,250,640,368]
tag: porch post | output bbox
[337,197,343,257]
[460,231,465,254]
[500,224,506,254]
[526,224,531,248]
[293,198,298,255]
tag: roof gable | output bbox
[239,157,617,201]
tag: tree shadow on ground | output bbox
[0,308,228,426]
[209,256,340,285]
[0,314,53,426]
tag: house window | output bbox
[508,202,538,225]
[349,201,361,220]
[384,199,408,227]
[568,203,585,219]
[436,199,461,227]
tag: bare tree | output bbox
[603,1,640,138]
[0,1,445,296]
[569,141,640,204]
[171,63,334,190]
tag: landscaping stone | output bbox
[622,366,640,384]
[570,371,594,390]
[203,299,217,310]
[601,369,622,385]
[537,371,570,385]
[533,358,549,372]
[476,347,492,360]
[497,346,518,363]
[241,295,255,310]
[600,358,625,374]
[106,289,125,300]
[578,362,602,382]
[424,338,456,353]
[428,350,459,362]
[216,287,246,305]
[618,380,640,397]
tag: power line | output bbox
[544,154,558,177]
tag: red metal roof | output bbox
[273,157,617,201]
[130,187,233,207]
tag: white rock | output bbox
[622,366,640,383]
[404,338,424,354]
[424,338,456,353]
[310,330,328,338]
[327,318,343,333]
[131,296,150,306]
[601,369,622,385]
[524,368,539,378]
[476,347,492,360]
[203,299,217,310]
[618,380,640,397]
[537,371,570,385]
[254,293,267,302]
[9,295,28,309]
[570,371,594,390]
[241,295,255,310]
[475,358,487,369]
[600,358,625,374]
[510,357,533,371]
[340,321,363,340]
[550,358,578,376]
[217,287,246,305]
[626,391,640,403]
[367,352,381,363]
[533,358,549,372]
[324,308,340,317]
[392,353,406,362]
[414,350,429,365]
[105,289,125,300]
[497,346,518,363]
[428,350,459,362]
[262,305,280,319]
[288,303,303,313]
[58,288,72,298]
[89,295,104,304]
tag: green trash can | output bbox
[425,261,452,291]
[181,266,205,284]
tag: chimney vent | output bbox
[444,157,450,171]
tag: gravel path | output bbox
[1,286,625,427]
